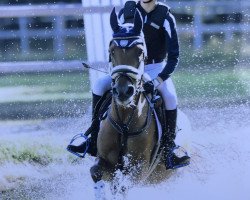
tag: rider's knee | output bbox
[160,90,178,110]
[92,76,112,96]
[157,81,177,110]
[164,94,178,110]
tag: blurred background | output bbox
[0,0,249,119]
[0,0,249,199]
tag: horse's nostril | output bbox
[127,86,134,97]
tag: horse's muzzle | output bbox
[112,85,135,102]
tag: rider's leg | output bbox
[67,93,101,155]
[158,78,190,169]
[67,75,112,156]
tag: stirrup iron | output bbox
[166,145,190,169]
[67,133,90,158]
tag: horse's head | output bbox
[109,8,147,107]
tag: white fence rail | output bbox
[0,1,249,74]
[0,4,111,57]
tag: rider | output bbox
[67,0,190,169]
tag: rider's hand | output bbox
[143,80,154,94]
[143,77,163,94]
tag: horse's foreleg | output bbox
[90,157,106,200]
[93,180,105,200]
[90,157,114,200]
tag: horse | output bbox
[90,8,173,199]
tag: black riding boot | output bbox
[67,93,102,157]
[164,109,190,169]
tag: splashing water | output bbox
[0,105,250,200]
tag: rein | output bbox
[107,91,154,169]
[107,92,153,137]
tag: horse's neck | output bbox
[110,93,148,128]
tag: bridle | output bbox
[109,35,147,94]
[107,34,154,138]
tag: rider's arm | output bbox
[158,11,179,82]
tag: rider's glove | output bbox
[143,77,163,94]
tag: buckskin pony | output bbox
[90,8,173,199]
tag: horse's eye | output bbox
[109,48,115,55]
[109,51,115,57]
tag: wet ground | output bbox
[0,103,250,200]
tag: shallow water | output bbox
[0,104,250,200]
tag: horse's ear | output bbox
[110,7,120,33]
[133,9,143,35]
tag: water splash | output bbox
[0,105,250,199]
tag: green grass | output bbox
[0,68,249,164]
[174,69,248,99]
[0,69,249,101]
[0,134,76,166]
[0,71,90,103]
[0,68,249,119]
[1,68,248,101]
[0,71,89,91]
[178,35,242,69]
[173,68,250,107]
[0,71,92,119]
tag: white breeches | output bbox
[92,62,178,110]
[92,74,112,96]
[144,62,178,110]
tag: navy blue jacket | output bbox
[119,1,179,81]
